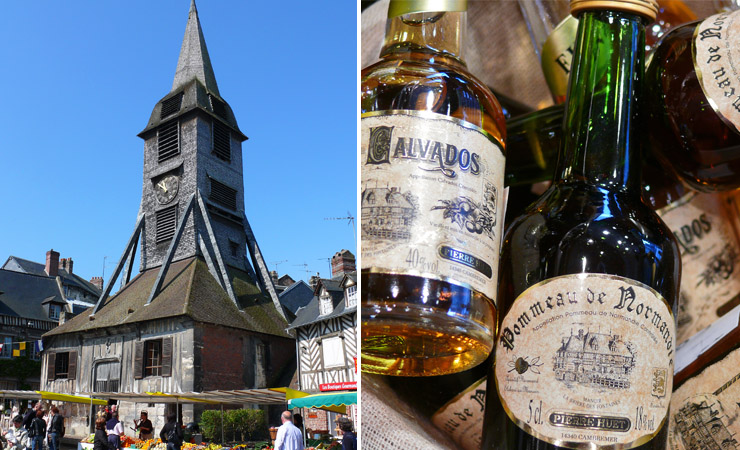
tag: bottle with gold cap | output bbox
[360,0,507,377]
[483,0,681,448]
[518,0,696,105]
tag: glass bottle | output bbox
[384,352,493,449]
[360,0,507,376]
[645,1,740,191]
[643,155,740,346]
[483,1,681,449]
[519,0,695,104]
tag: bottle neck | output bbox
[379,11,466,66]
[555,9,646,192]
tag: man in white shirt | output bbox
[273,411,303,450]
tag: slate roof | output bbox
[278,281,314,316]
[45,257,291,338]
[2,256,101,299]
[287,273,356,330]
[0,269,63,323]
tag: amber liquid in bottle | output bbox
[361,9,506,376]
[483,6,680,450]
[646,17,740,191]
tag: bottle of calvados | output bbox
[360,1,507,376]
[484,0,681,449]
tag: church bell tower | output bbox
[91,0,283,318]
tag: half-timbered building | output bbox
[287,250,357,436]
[41,1,295,438]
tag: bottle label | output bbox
[494,274,675,450]
[694,10,740,135]
[657,192,740,345]
[360,111,506,298]
[668,346,740,450]
[431,377,487,450]
[541,15,579,102]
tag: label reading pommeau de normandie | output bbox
[360,111,506,298]
[668,346,740,450]
[541,15,578,100]
[694,10,740,134]
[431,377,487,450]
[494,274,675,450]
[658,192,740,345]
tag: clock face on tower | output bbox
[154,174,180,205]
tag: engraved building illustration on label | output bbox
[553,327,636,390]
[361,187,418,242]
[674,395,739,450]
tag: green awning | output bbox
[288,391,356,413]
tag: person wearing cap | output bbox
[134,411,153,441]
[4,415,29,450]
[335,418,356,450]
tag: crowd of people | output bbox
[0,402,65,450]
[0,403,355,450]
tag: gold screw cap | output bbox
[570,0,659,21]
[388,0,467,18]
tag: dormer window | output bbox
[346,285,357,308]
[49,304,62,320]
[319,289,333,316]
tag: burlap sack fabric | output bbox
[361,1,716,448]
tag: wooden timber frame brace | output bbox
[89,189,284,317]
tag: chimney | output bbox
[270,270,279,284]
[89,277,104,290]
[59,258,67,272]
[309,273,321,289]
[67,258,73,274]
[45,250,60,277]
[331,249,356,278]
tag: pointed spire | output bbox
[172,0,220,95]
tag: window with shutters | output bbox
[212,120,231,162]
[94,361,120,392]
[48,351,77,380]
[157,121,180,163]
[134,337,173,379]
[209,178,237,211]
[156,204,178,244]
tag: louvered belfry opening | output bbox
[157,120,180,163]
[213,120,231,162]
[160,92,184,119]
[155,204,178,244]
[209,94,227,118]
[209,177,237,211]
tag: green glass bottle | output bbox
[483,0,681,449]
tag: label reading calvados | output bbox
[658,192,740,345]
[694,10,740,134]
[495,274,675,450]
[361,111,506,297]
[668,346,740,450]
[431,377,487,450]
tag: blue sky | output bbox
[0,2,357,286]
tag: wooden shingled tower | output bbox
[91,0,284,319]
[43,1,296,431]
